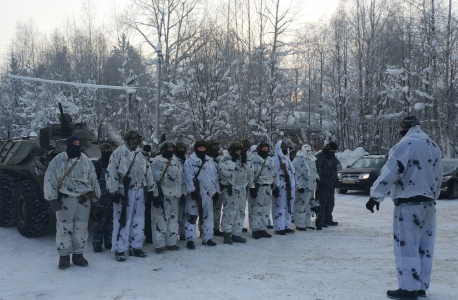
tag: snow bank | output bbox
[336,147,368,169]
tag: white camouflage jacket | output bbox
[105,145,155,193]
[44,153,101,201]
[272,141,296,190]
[184,153,220,197]
[219,151,254,191]
[251,152,279,187]
[151,155,186,198]
[370,125,443,202]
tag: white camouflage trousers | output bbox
[152,196,179,248]
[272,188,295,231]
[221,188,247,236]
[184,194,214,242]
[394,201,436,291]
[249,185,272,231]
[294,190,313,228]
[111,188,145,253]
[56,195,91,256]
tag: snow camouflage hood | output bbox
[402,125,429,143]
[300,144,316,161]
[275,140,289,163]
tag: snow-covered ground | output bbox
[1,192,457,300]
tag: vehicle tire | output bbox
[0,174,15,227]
[14,179,49,237]
[447,181,458,199]
[336,188,348,194]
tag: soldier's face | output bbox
[198,146,206,152]
[235,150,242,155]
[167,146,174,152]
[72,141,80,146]
[177,147,186,152]
[261,146,269,152]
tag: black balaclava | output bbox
[100,151,113,166]
[174,149,186,161]
[257,142,270,159]
[323,142,337,159]
[282,148,288,155]
[163,150,174,159]
[66,136,81,159]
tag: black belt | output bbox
[394,195,434,206]
[258,183,270,186]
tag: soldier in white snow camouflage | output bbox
[44,135,101,269]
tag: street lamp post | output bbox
[154,11,165,142]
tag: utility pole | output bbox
[155,11,165,142]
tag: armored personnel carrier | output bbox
[0,103,101,237]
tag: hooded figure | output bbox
[183,139,221,249]
[106,130,156,262]
[314,141,340,229]
[218,142,253,244]
[44,135,101,269]
[249,142,280,239]
[367,116,442,299]
[292,145,319,230]
[271,141,296,234]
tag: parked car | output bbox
[337,155,387,194]
[440,159,458,199]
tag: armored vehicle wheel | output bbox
[447,181,458,199]
[14,180,49,237]
[0,174,15,226]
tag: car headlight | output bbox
[443,176,451,183]
[358,173,370,180]
[338,173,342,179]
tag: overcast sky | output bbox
[0,0,340,62]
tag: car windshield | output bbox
[442,161,458,174]
[351,158,386,169]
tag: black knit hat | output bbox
[194,139,207,152]
[400,115,420,129]
[257,141,270,153]
[328,142,338,150]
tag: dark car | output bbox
[336,155,387,194]
[440,159,458,199]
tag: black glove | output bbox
[272,186,280,198]
[90,202,104,222]
[298,187,305,193]
[191,191,199,200]
[250,187,257,198]
[212,193,219,202]
[50,199,60,212]
[111,193,121,204]
[180,194,186,206]
[366,197,380,213]
[147,191,155,203]
[311,206,320,214]
[241,152,247,164]
[231,153,240,162]
[152,196,162,209]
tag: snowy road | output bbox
[0,192,457,300]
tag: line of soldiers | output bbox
[44,130,339,269]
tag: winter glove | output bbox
[250,187,258,198]
[231,153,240,162]
[191,191,199,200]
[111,193,121,204]
[311,206,320,214]
[50,199,60,212]
[152,196,162,209]
[180,194,186,206]
[147,191,155,203]
[241,152,247,164]
[366,197,380,213]
[272,186,280,198]
[298,187,305,193]
[212,193,219,203]
[90,202,104,222]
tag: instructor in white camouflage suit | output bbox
[367,116,442,300]
[249,141,280,239]
[44,135,101,269]
[106,130,155,262]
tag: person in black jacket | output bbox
[315,142,340,230]
[92,143,114,252]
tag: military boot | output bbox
[231,235,247,243]
[223,232,233,245]
[386,289,418,300]
[186,241,195,250]
[72,253,88,267]
[93,245,103,253]
[130,248,147,257]
[252,231,261,239]
[259,230,272,238]
[115,251,126,262]
[58,255,70,269]
[213,229,224,237]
